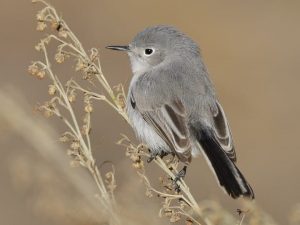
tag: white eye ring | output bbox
[144,48,155,56]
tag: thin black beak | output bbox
[105,45,130,51]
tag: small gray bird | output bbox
[107,25,254,199]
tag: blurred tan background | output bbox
[1,0,300,224]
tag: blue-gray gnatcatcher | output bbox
[106,25,254,199]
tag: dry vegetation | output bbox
[12,0,297,224]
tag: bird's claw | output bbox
[147,154,156,163]
[147,150,169,163]
[172,166,187,193]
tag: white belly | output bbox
[127,101,171,154]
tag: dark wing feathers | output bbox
[141,99,192,163]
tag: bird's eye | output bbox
[144,48,154,55]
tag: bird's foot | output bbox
[147,149,169,163]
[172,166,187,192]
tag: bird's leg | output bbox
[173,165,187,192]
[147,151,156,163]
[147,148,169,163]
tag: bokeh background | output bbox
[1,0,300,224]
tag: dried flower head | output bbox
[70,140,80,150]
[48,85,56,96]
[36,70,46,79]
[38,101,56,118]
[75,58,86,71]
[70,159,81,168]
[43,109,54,118]
[68,91,76,103]
[116,93,126,109]
[58,29,68,38]
[89,48,99,61]
[83,113,89,124]
[145,188,153,198]
[170,212,181,223]
[36,10,45,21]
[105,171,117,193]
[132,160,144,169]
[54,52,65,63]
[59,134,70,143]
[81,124,91,135]
[129,154,140,162]
[185,219,193,225]
[28,64,39,76]
[50,19,60,30]
[35,43,42,51]
[37,21,47,31]
[84,104,93,113]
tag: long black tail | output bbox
[196,128,254,199]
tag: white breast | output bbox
[126,74,170,154]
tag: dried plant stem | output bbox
[154,157,211,225]
[31,20,120,224]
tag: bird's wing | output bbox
[140,99,192,163]
[210,100,236,162]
